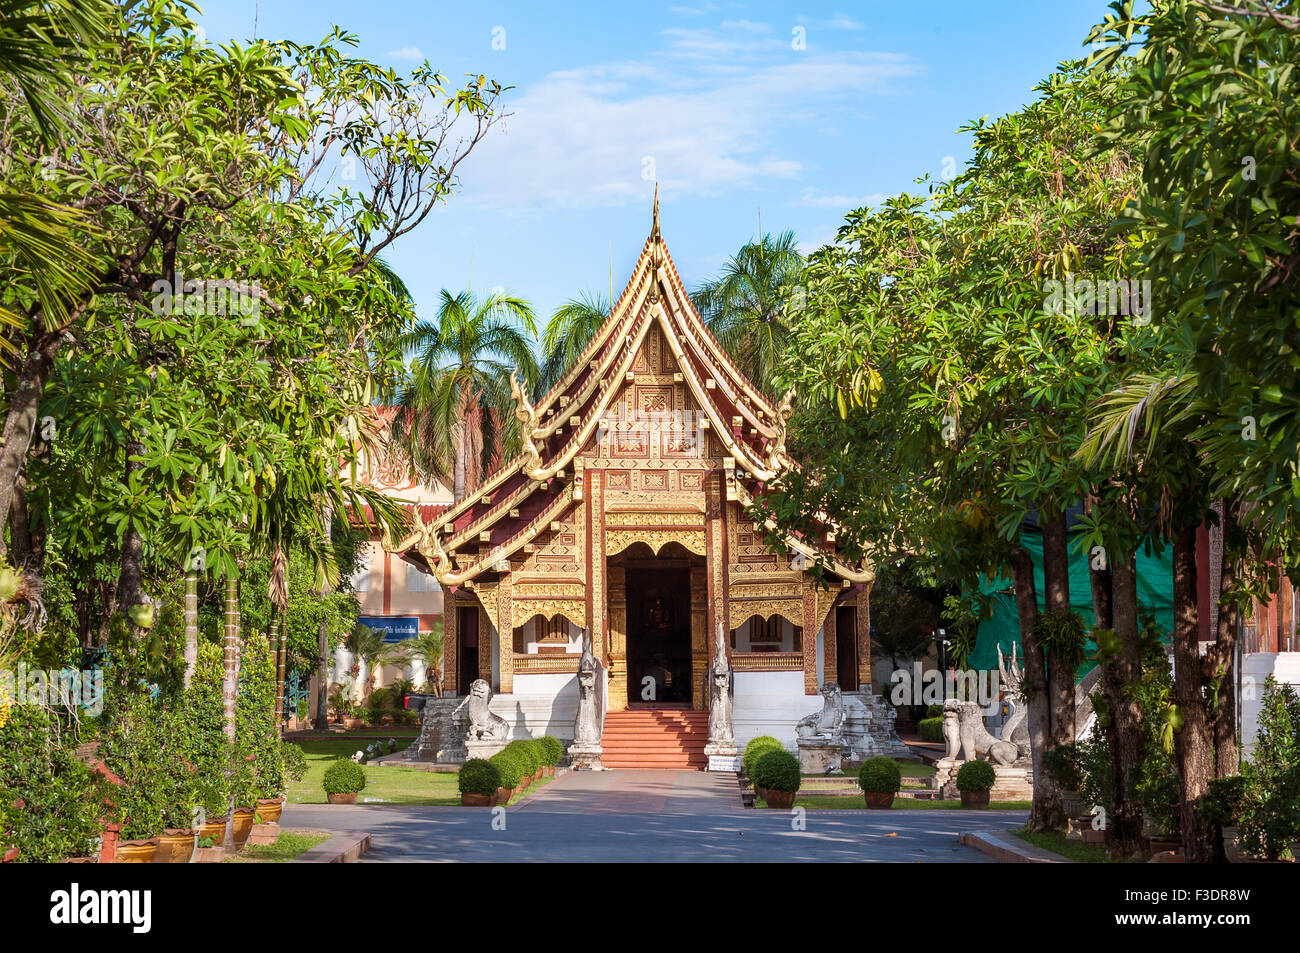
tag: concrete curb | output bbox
[959,830,1073,863]
[293,830,372,863]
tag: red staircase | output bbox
[600,708,709,769]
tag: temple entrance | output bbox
[624,566,692,705]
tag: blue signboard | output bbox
[357,615,420,644]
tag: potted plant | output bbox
[753,749,801,809]
[459,758,501,806]
[489,750,524,804]
[101,691,166,862]
[154,709,199,864]
[538,736,564,776]
[858,756,901,809]
[956,759,996,808]
[1198,775,1252,862]
[1042,744,1086,817]
[323,759,367,804]
[507,740,540,787]
[742,736,783,799]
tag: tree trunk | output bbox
[1210,501,1240,780]
[183,569,199,688]
[313,508,333,730]
[115,437,146,617]
[7,473,33,568]
[1040,509,1076,748]
[1102,552,1146,858]
[1172,519,1214,862]
[0,329,62,557]
[1010,545,1064,832]
[222,574,241,742]
[1089,560,1113,631]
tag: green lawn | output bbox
[780,795,1032,810]
[287,738,461,806]
[1012,828,1132,863]
[225,829,331,863]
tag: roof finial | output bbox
[651,182,660,243]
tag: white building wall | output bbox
[1241,652,1300,761]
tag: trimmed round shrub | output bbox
[918,717,944,744]
[506,739,540,776]
[753,749,801,794]
[322,759,367,796]
[459,758,502,796]
[742,735,783,778]
[490,750,525,789]
[858,756,902,794]
[956,759,996,793]
[537,735,564,767]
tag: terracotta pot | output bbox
[461,793,491,807]
[764,789,797,809]
[755,785,770,801]
[255,798,284,824]
[863,791,894,809]
[231,809,255,848]
[343,718,363,730]
[1222,826,1246,863]
[960,790,991,809]
[2,848,17,863]
[60,856,96,863]
[116,838,158,863]
[327,792,357,805]
[495,787,514,805]
[543,766,555,778]
[154,829,195,864]
[197,816,227,847]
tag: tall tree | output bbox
[691,230,804,397]
[537,293,609,397]
[393,289,539,502]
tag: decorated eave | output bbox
[382,202,871,587]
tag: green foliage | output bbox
[1131,648,1180,836]
[537,293,610,397]
[1239,677,1300,859]
[489,749,524,790]
[181,642,231,816]
[956,759,996,793]
[235,633,283,802]
[857,756,902,794]
[321,759,367,796]
[506,739,540,776]
[1034,611,1088,674]
[1042,743,1086,791]
[1198,775,1250,827]
[742,735,783,778]
[0,705,103,862]
[281,739,308,784]
[917,717,944,744]
[100,690,166,839]
[537,735,564,767]
[458,758,502,796]
[753,749,801,794]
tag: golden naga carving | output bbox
[378,508,452,580]
[510,370,546,476]
[765,386,796,475]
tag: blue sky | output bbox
[197,1,1112,328]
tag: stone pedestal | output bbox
[705,741,739,773]
[567,743,603,770]
[932,759,1034,800]
[465,738,509,761]
[797,740,843,775]
[840,692,911,760]
[407,697,468,764]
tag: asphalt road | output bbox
[283,769,1024,862]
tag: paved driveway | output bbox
[283,770,1025,862]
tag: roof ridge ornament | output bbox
[509,370,545,477]
[649,183,661,301]
[766,386,797,474]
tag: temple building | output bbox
[373,206,905,766]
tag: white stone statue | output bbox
[454,679,511,742]
[705,624,735,755]
[942,697,1018,766]
[997,644,1031,759]
[796,682,845,742]
[574,636,603,746]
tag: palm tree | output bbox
[691,230,805,397]
[397,626,446,695]
[394,289,539,502]
[346,626,398,703]
[537,293,610,398]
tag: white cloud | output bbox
[386,46,423,60]
[791,188,887,210]
[455,52,921,211]
[826,14,865,31]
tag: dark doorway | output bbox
[836,606,859,692]
[626,566,692,705]
[456,605,478,696]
